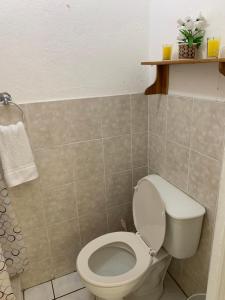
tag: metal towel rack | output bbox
[0,92,25,122]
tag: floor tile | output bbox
[59,288,95,300]
[52,272,84,298]
[24,281,54,300]
[24,272,186,300]
[161,274,187,300]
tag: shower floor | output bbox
[24,271,186,300]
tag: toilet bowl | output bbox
[77,232,152,300]
[77,175,205,300]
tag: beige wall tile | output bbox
[176,217,214,296]
[149,134,165,175]
[27,101,69,149]
[106,171,132,208]
[131,94,148,133]
[65,98,102,142]
[132,166,148,187]
[35,145,74,189]
[168,259,183,281]
[10,181,46,233]
[10,96,136,288]
[167,95,193,147]
[108,203,133,232]
[53,255,76,278]
[191,99,225,160]
[132,133,148,168]
[104,135,131,174]
[43,183,77,226]
[79,210,108,245]
[21,258,54,289]
[48,219,81,259]
[164,142,189,191]
[147,94,223,296]
[188,150,221,223]
[24,228,50,262]
[0,104,28,125]
[101,95,131,137]
[76,175,106,216]
[149,95,167,137]
[74,140,104,181]
[27,99,102,149]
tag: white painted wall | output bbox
[149,0,225,99]
[0,0,150,103]
[207,150,225,300]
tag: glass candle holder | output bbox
[207,38,221,58]
[162,44,172,60]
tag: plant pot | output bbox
[179,43,197,59]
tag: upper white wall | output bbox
[149,0,225,100]
[0,0,150,103]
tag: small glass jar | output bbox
[162,44,172,60]
[207,37,221,58]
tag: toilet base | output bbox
[95,251,171,300]
[126,251,172,300]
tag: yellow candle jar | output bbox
[162,44,172,60]
[207,38,221,58]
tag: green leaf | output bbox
[188,36,193,47]
[179,29,190,39]
[178,26,205,47]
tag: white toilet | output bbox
[77,175,205,300]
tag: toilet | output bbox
[77,175,205,300]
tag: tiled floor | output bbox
[24,272,187,300]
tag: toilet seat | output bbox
[133,177,166,254]
[77,231,152,288]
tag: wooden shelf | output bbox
[141,58,225,95]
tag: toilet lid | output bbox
[133,177,166,253]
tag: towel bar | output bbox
[0,93,25,123]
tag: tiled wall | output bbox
[1,93,223,295]
[148,94,225,296]
[0,94,148,289]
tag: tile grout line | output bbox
[99,98,110,231]
[130,95,134,188]
[167,272,188,298]
[55,286,85,300]
[72,146,82,248]
[41,162,149,195]
[36,209,55,279]
[186,97,195,193]
[33,133,136,152]
[160,130,222,163]
[167,138,221,162]
[164,94,169,175]
[74,192,82,249]
[51,280,56,300]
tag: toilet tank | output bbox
[146,175,206,259]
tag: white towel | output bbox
[0,121,38,187]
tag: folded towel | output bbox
[0,121,38,187]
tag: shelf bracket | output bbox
[219,62,225,76]
[145,65,169,95]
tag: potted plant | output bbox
[177,13,207,59]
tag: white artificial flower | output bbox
[185,19,194,30]
[177,18,185,26]
[177,24,184,29]
[184,16,192,22]
[195,20,206,31]
[196,12,206,22]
